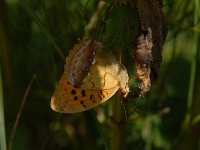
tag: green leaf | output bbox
[102,7,138,52]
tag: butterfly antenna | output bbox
[122,104,128,122]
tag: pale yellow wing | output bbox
[79,50,126,90]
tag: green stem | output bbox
[110,95,126,150]
[179,0,200,149]
[190,0,200,119]
[0,60,7,150]
[8,75,36,150]
[0,0,12,92]
[184,0,200,129]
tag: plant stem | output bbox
[0,0,12,91]
[190,0,200,121]
[110,95,126,150]
[0,60,7,150]
[180,0,200,149]
[85,0,105,38]
[184,0,200,129]
[8,74,36,150]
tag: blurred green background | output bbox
[0,0,200,150]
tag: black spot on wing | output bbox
[81,90,86,97]
[98,90,109,100]
[74,96,78,101]
[98,94,103,100]
[80,101,87,108]
[71,90,76,94]
[90,95,94,100]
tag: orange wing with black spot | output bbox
[50,40,129,113]
[51,74,119,113]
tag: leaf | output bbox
[102,7,138,52]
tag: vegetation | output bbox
[0,0,199,150]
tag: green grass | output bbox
[0,64,7,150]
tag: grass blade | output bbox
[8,74,36,150]
[0,64,7,150]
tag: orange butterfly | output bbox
[51,39,129,113]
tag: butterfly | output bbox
[51,39,129,113]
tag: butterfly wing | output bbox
[51,74,119,113]
[51,51,122,113]
[51,42,129,113]
[81,50,124,89]
[66,39,101,87]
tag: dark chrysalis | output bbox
[133,0,168,96]
[134,28,153,95]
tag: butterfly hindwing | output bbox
[51,74,119,113]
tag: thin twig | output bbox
[8,74,37,150]
[84,1,106,38]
